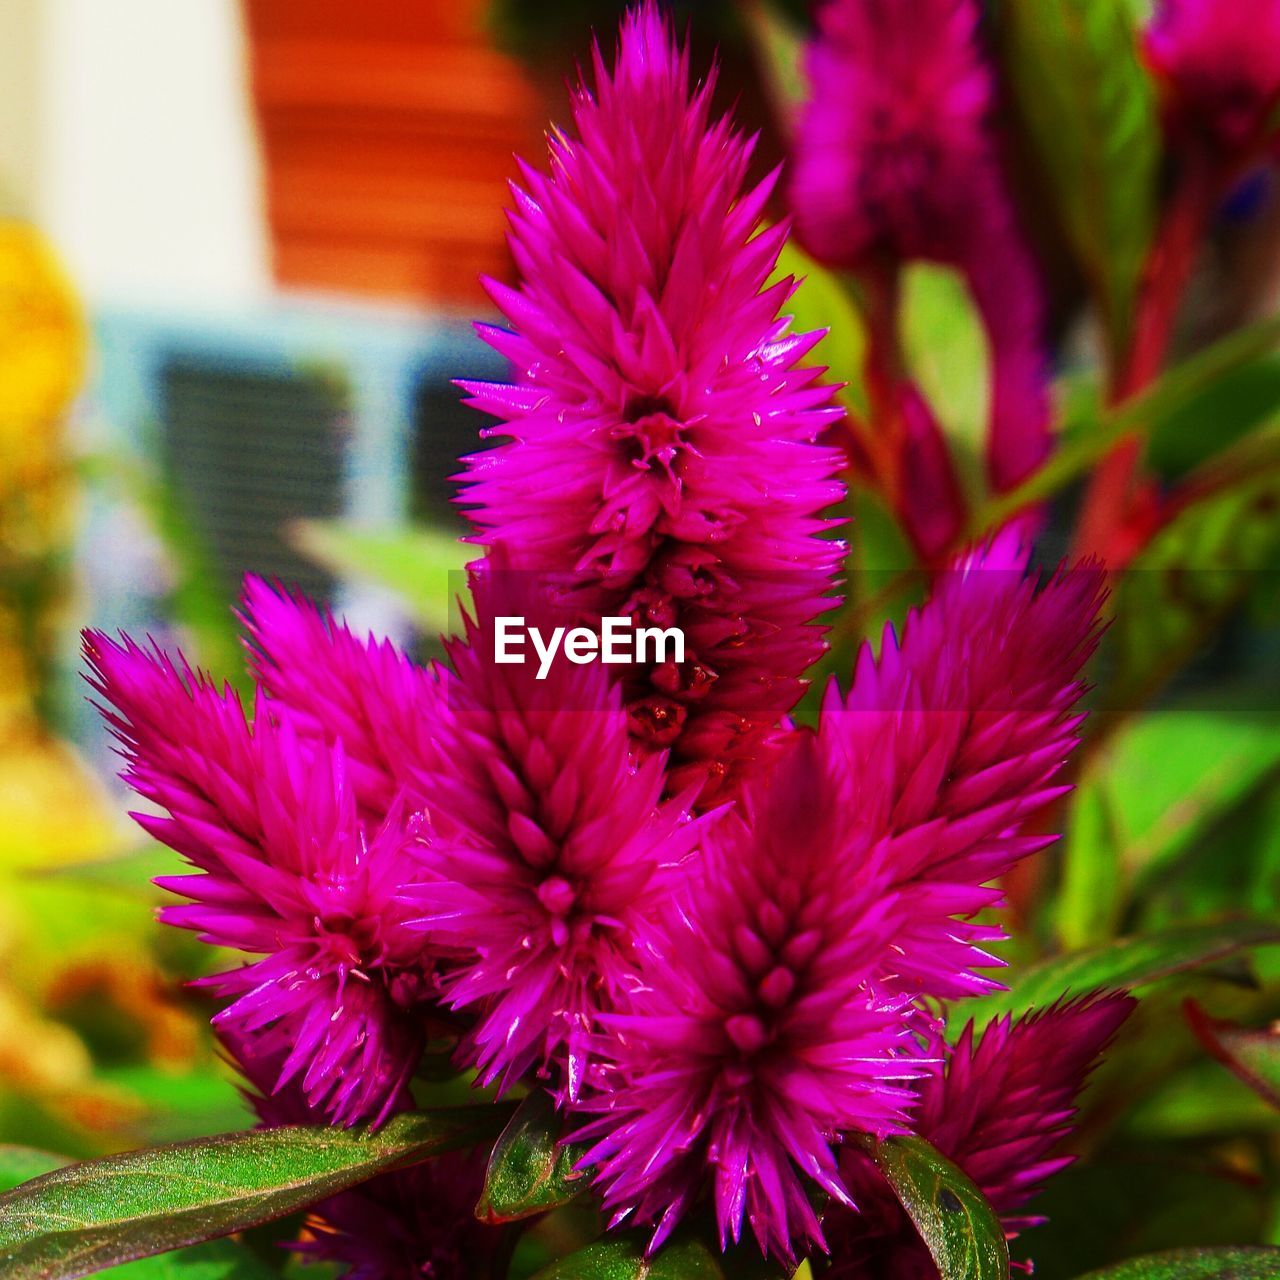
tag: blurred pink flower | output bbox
[1145,0,1280,158]
[459,1,845,804]
[791,0,1051,497]
[85,631,435,1127]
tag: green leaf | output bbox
[0,1106,509,1280]
[1106,452,1280,719]
[771,241,868,417]
[962,920,1280,1025]
[1058,710,1280,948]
[739,1,806,137]
[1186,1001,1280,1110]
[102,1239,278,1278]
[530,1234,717,1280]
[999,0,1158,355]
[476,1090,587,1223]
[0,1147,68,1195]
[288,519,470,636]
[1074,1246,1280,1278]
[900,264,991,506]
[859,1136,1008,1280]
[971,314,1280,535]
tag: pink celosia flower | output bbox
[574,533,1105,1259]
[573,734,927,1263]
[458,1,846,805]
[243,565,705,1104]
[818,530,1106,1001]
[791,0,1050,495]
[826,993,1135,1280]
[84,631,436,1126]
[1144,0,1280,158]
[241,574,443,820]
[407,563,706,1101]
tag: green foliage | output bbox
[998,0,1159,357]
[1074,1246,1280,1279]
[289,519,470,636]
[478,1090,587,1223]
[857,1136,1009,1280]
[960,921,1280,1026]
[0,1109,509,1279]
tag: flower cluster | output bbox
[87,4,1132,1275]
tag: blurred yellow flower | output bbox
[0,219,86,477]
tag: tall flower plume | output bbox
[791,0,1050,498]
[827,993,1135,1279]
[575,533,1106,1259]
[459,1,846,805]
[1144,0,1280,160]
[84,631,436,1126]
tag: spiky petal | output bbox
[574,735,927,1263]
[406,563,705,1102]
[84,631,435,1126]
[240,574,444,819]
[459,1,846,804]
[817,531,1106,1001]
[791,0,1050,494]
[826,993,1135,1279]
[1144,0,1280,158]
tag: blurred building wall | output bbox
[0,0,44,216]
[38,0,270,305]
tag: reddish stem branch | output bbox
[1073,147,1221,565]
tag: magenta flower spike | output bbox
[458,1,846,805]
[818,531,1106,1000]
[827,993,1135,1279]
[791,0,1051,497]
[1144,0,1280,160]
[573,734,928,1263]
[405,561,708,1102]
[83,631,435,1127]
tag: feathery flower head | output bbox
[1144,0,1280,157]
[241,574,445,820]
[574,734,927,1263]
[408,561,705,1102]
[817,530,1106,1001]
[84,631,436,1127]
[459,1,846,804]
[791,0,1051,493]
[826,993,1135,1279]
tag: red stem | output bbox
[1073,146,1221,565]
